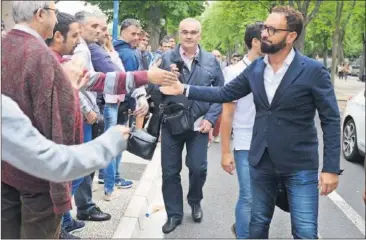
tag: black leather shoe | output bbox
[191,204,203,223]
[231,223,237,238]
[162,217,182,234]
[76,206,111,221]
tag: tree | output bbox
[330,1,344,85]
[200,1,269,57]
[337,0,356,64]
[285,0,323,52]
[86,0,206,50]
[200,1,323,56]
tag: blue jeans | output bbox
[74,123,96,214]
[62,177,84,227]
[102,103,123,194]
[234,150,252,239]
[249,151,319,239]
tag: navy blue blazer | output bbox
[188,51,341,173]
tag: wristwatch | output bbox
[183,84,189,96]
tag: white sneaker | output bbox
[104,189,122,201]
[214,136,220,143]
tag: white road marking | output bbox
[328,191,365,236]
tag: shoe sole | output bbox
[116,184,133,189]
[68,225,86,234]
[76,216,111,221]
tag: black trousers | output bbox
[161,126,209,219]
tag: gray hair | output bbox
[179,18,202,32]
[74,11,96,24]
[93,10,107,20]
[120,18,140,32]
[12,1,51,24]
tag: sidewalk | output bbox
[333,76,364,112]
[71,145,162,239]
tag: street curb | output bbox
[112,145,161,238]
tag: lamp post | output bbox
[112,0,119,40]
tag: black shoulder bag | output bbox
[126,105,165,160]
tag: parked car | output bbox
[350,64,360,76]
[342,89,365,162]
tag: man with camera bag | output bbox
[157,18,224,234]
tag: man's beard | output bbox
[261,38,287,54]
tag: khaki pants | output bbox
[1,183,62,239]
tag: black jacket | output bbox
[158,45,224,126]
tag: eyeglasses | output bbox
[260,24,292,36]
[34,7,59,16]
[180,30,199,36]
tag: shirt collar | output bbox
[179,45,199,59]
[79,37,87,46]
[13,24,45,45]
[243,54,252,65]
[263,48,296,67]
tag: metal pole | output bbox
[112,0,119,40]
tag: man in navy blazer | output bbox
[161,6,341,239]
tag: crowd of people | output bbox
[3,1,364,239]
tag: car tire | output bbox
[342,118,362,162]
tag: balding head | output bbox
[179,18,201,51]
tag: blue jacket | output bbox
[159,45,224,126]
[113,39,139,71]
[88,43,119,72]
[186,50,341,174]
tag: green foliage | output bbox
[304,0,364,58]
[343,1,365,58]
[85,0,205,35]
[200,1,269,54]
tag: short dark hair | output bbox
[271,5,304,41]
[160,38,169,46]
[165,34,174,40]
[244,22,262,49]
[232,53,242,58]
[120,18,140,33]
[46,12,76,46]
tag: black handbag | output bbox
[162,103,194,135]
[126,126,158,160]
[276,180,289,212]
[126,106,165,160]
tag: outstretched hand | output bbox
[147,66,178,86]
[159,81,184,96]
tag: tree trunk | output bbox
[322,35,328,68]
[145,5,162,51]
[331,1,344,85]
[338,30,345,64]
[294,25,306,53]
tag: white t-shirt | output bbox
[223,55,255,150]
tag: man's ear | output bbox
[53,31,63,43]
[288,32,298,44]
[34,8,44,23]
